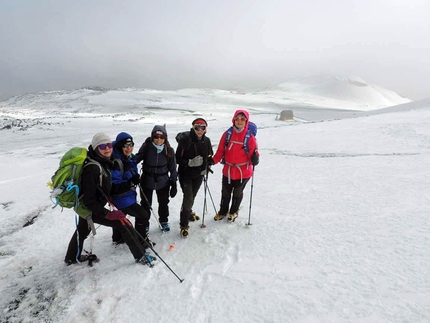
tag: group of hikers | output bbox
[63,109,260,266]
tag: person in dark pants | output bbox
[64,132,155,266]
[110,132,153,246]
[208,110,259,222]
[135,125,178,233]
[176,118,213,237]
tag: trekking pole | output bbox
[205,182,218,214]
[246,166,255,226]
[123,220,184,283]
[138,184,175,250]
[200,170,209,228]
[97,188,183,282]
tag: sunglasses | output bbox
[153,135,166,140]
[123,143,134,148]
[234,116,247,122]
[193,125,206,131]
[98,143,113,150]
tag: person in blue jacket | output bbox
[135,125,178,232]
[110,132,152,246]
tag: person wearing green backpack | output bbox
[64,132,156,266]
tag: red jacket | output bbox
[213,110,258,181]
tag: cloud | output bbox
[1,0,429,100]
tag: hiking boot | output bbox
[137,252,157,267]
[144,235,156,247]
[65,259,75,266]
[65,254,99,266]
[189,212,200,221]
[214,213,227,221]
[180,227,189,238]
[227,212,238,222]
[160,222,170,232]
[86,254,99,267]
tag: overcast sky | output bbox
[1,0,429,101]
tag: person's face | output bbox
[234,115,247,129]
[122,142,134,157]
[193,124,206,138]
[97,143,113,158]
[153,134,166,145]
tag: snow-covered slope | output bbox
[0,75,412,122]
[0,86,429,323]
[259,75,411,111]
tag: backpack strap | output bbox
[243,129,252,154]
[113,158,125,177]
[224,127,234,149]
[82,158,104,235]
[182,134,193,153]
[84,158,105,185]
[224,126,253,154]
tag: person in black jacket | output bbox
[176,118,213,237]
[135,125,178,233]
[64,132,155,266]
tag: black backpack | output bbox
[175,131,190,144]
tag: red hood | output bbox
[231,109,250,124]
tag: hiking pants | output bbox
[179,175,203,228]
[64,214,146,263]
[140,185,170,223]
[112,203,150,243]
[219,176,250,215]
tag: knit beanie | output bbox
[115,132,133,148]
[151,125,167,137]
[91,132,112,149]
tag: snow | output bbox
[261,75,411,111]
[0,79,429,323]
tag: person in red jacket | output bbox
[208,109,259,222]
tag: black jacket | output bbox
[135,137,178,190]
[176,129,213,179]
[81,145,112,217]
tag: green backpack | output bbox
[49,147,102,218]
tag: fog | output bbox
[1,0,429,101]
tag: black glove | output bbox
[250,151,259,166]
[207,157,215,166]
[169,180,178,198]
[130,173,140,185]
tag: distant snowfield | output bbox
[0,81,429,323]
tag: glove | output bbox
[130,173,140,185]
[105,210,126,221]
[207,157,215,166]
[169,180,177,198]
[250,151,259,166]
[188,155,203,167]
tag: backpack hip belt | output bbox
[143,170,168,177]
[225,161,248,184]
